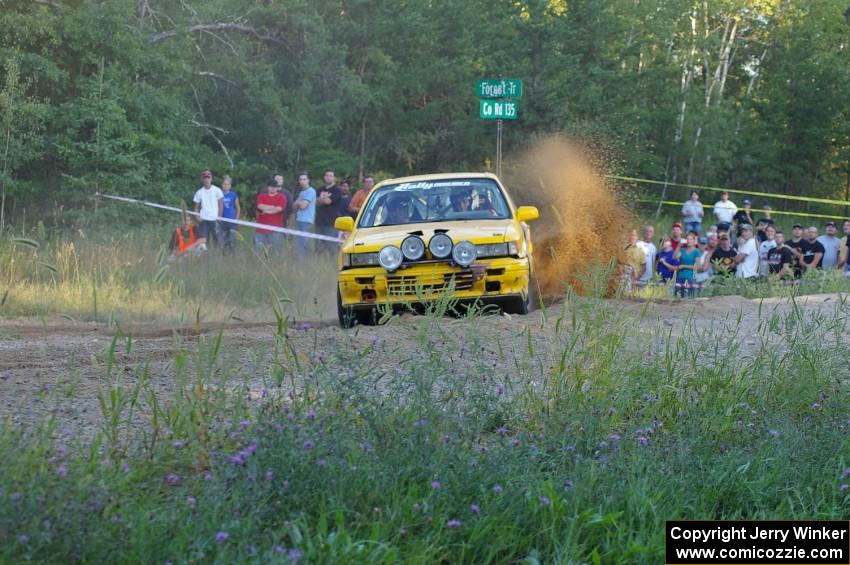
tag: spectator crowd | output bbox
[169,168,374,260]
[622,190,850,297]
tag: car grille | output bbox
[386,269,475,296]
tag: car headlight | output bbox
[452,240,476,267]
[343,252,379,267]
[429,233,453,259]
[378,245,403,272]
[401,236,425,261]
[476,243,509,258]
[508,241,519,256]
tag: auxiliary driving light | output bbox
[378,245,403,272]
[401,236,425,261]
[429,233,453,259]
[452,240,476,267]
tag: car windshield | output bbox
[357,178,511,228]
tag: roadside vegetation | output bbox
[2,289,849,562]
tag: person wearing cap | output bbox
[669,222,685,251]
[733,224,759,279]
[712,191,737,232]
[254,178,287,252]
[733,198,755,238]
[785,224,807,278]
[681,191,704,235]
[710,232,738,277]
[816,221,840,269]
[193,169,224,247]
[757,224,777,277]
[797,226,824,271]
[838,219,850,273]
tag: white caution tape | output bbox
[95,192,342,243]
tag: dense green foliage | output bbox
[0,0,848,224]
[2,295,849,562]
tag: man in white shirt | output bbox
[735,224,759,279]
[712,191,737,233]
[635,224,657,286]
[193,169,224,247]
[816,221,841,269]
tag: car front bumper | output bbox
[338,257,530,309]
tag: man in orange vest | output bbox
[168,215,207,261]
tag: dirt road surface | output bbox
[1,293,847,441]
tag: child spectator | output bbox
[694,232,717,288]
[219,175,240,254]
[673,231,700,297]
[168,215,207,261]
[656,239,679,283]
[757,224,777,277]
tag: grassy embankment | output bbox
[1,288,850,562]
[0,226,338,324]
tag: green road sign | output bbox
[476,79,523,98]
[479,99,518,120]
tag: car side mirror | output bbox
[334,216,354,232]
[515,206,539,222]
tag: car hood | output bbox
[345,220,520,253]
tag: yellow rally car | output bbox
[333,173,539,327]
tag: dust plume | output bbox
[503,136,633,298]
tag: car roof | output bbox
[376,172,500,186]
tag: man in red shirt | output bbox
[254,178,287,252]
[670,222,685,251]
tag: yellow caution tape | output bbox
[635,199,843,221]
[607,174,850,207]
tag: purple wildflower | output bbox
[56,444,67,459]
[446,519,462,528]
[302,440,315,450]
[110,515,122,523]
[811,402,822,410]
[398,527,408,536]
[287,548,303,563]
[11,492,22,502]
[215,531,229,543]
[609,433,621,443]
[204,472,214,481]
[121,462,130,473]
[539,496,551,507]
[172,440,185,449]
[511,438,520,447]
[317,459,326,467]
[305,409,317,420]
[497,427,507,435]
[564,479,574,491]
[273,423,284,432]
[244,441,258,455]
[470,504,480,514]
[56,464,67,478]
[265,470,274,481]
[841,484,849,492]
[431,480,441,490]
[637,436,649,447]
[275,545,286,554]
[370,335,379,346]
[1,372,10,381]
[496,385,505,395]
[165,474,180,485]
[492,484,503,494]
[186,496,197,508]
[229,453,246,466]
[598,440,608,450]
[768,430,780,438]
[238,419,251,431]
[18,534,29,543]
[843,469,850,477]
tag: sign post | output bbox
[477,79,522,179]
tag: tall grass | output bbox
[0,226,338,323]
[1,293,849,562]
